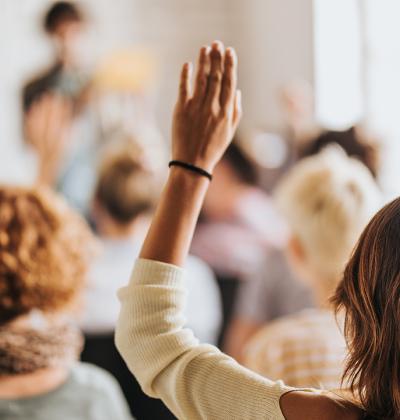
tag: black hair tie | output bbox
[168,160,213,181]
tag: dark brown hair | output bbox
[0,186,95,325]
[223,141,258,185]
[300,126,380,179]
[44,2,83,34]
[332,197,400,419]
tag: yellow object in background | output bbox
[93,48,157,93]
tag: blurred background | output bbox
[1,0,400,197]
[1,2,400,419]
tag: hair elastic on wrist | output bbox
[168,160,213,181]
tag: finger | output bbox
[204,41,224,109]
[192,46,211,104]
[177,62,192,106]
[220,47,237,113]
[232,89,242,128]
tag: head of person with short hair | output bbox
[244,147,382,390]
[275,146,381,304]
[43,1,85,65]
[0,186,131,420]
[93,140,161,238]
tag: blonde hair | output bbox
[95,141,161,224]
[275,146,381,283]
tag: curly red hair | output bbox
[0,186,95,324]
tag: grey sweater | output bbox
[0,362,133,420]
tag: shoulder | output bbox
[22,65,61,110]
[253,311,311,339]
[66,363,131,419]
[280,390,363,420]
[247,310,339,352]
[68,362,123,395]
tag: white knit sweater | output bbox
[115,258,299,419]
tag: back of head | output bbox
[333,197,400,419]
[275,146,381,285]
[0,186,94,325]
[222,141,258,185]
[43,2,83,34]
[299,127,380,179]
[95,142,160,226]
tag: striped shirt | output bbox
[244,309,347,390]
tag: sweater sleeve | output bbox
[115,258,292,420]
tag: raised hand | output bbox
[172,41,242,174]
[139,42,242,265]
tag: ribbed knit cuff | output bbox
[129,258,185,287]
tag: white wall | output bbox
[313,0,363,129]
[128,0,314,134]
[234,0,314,132]
[362,0,400,198]
[0,0,315,181]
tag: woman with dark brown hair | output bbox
[115,42,396,419]
[332,197,400,419]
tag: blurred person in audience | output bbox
[192,143,287,277]
[22,2,99,214]
[225,125,381,361]
[299,125,381,179]
[191,141,288,344]
[224,246,314,362]
[0,186,131,420]
[80,141,221,419]
[243,147,381,389]
[257,80,381,192]
[23,1,89,113]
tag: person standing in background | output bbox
[23,2,99,215]
[191,142,289,345]
[23,1,89,114]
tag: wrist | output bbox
[169,160,213,181]
[171,152,216,174]
[168,165,211,190]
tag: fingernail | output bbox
[212,40,223,50]
[226,47,236,59]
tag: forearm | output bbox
[116,259,290,420]
[140,166,209,266]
